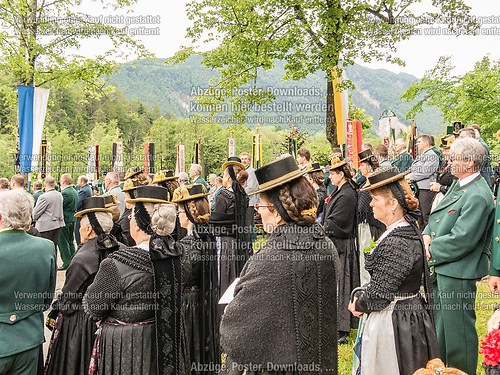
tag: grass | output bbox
[338,280,498,375]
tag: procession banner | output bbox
[228,138,236,157]
[18,85,50,173]
[144,142,155,174]
[112,141,123,174]
[176,144,185,174]
[346,121,354,167]
[252,131,263,169]
[332,69,348,146]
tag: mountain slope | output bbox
[110,55,443,135]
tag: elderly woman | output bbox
[348,166,438,375]
[45,197,120,375]
[322,154,360,343]
[220,155,340,374]
[209,156,249,296]
[84,186,187,375]
[172,184,219,374]
[153,170,187,240]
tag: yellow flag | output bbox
[332,68,347,145]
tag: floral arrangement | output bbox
[481,329,500,374]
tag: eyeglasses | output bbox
[255,203,273,210]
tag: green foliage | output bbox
[402,56,500,142]
[173,0,477,145]
[0,0,149,87]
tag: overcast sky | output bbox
[76,0,499,78]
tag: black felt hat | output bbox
[124,166,143,180]
[360,166,408,191]
[358,149,375,163]
[152,170,178,184]
[308,162,323,173]
[171,183,209,203]
[74,197,112,218]
[103,194,118,208]
[440,135,455,149]
[250,155,308,196]
[126,185,171,204]
[222,156,245,171]
[122,178,145,192]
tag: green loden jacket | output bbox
[62,185,78,225]
[490,188,500,277]
[0,230,56,358]
[424,175,494,280]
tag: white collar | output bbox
[137,241,149,251]
[459,172,480,187]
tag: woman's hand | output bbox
[348,297,363,318]
[423,234,432,261]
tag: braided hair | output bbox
[263,176,318,226]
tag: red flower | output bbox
[480,330,500,366]
[325,196,331,204]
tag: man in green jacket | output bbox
[0,189,57,374]
[58,173,79,270]
[423,138,494,375]
[391,138,414,173]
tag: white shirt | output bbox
[459,172,480,187]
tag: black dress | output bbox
[354,224,439,375]
[116,207,134,246]
[84,239,187,375]
[84,247,157,375]
[177,226,219,374]
[44,237,121,375]
[209,188,248,296]
[322,181,360,334]
[357,182,385,240]
[220,223,340,375]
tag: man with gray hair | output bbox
[177,172,190,187]
[189,163,208,189]
[0,189,56,374]
[423,138,494,374]
[104,172,125,216]
[391,138,413,172]
[406,134,440,228]
[33,176,64,248]
[459,126,493,188]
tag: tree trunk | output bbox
[326,77,338,148]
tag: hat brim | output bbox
[360,171,409,192]
[74,208,113,218]
[249,169,308,196]
[172,193,209,203]
[222,161,246,171]
[126,198,171,204]
[152,176,178,184]
[124,171,142,180]
[329,160,347,170]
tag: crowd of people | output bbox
[0,125,500,375]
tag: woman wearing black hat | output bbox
[322,154,360,343]
[172,184,219,374]
[307,162,327,221]
[153,170,187,241]
[208,157,250,297]
[84,186,187,375]
[348,167,438,375]
[45,197,122,375]
[357,149,385,240]
[220,155,340,374]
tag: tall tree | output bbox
[0,0,149,88]
[402,56,500,141]
[173,0,477,147]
